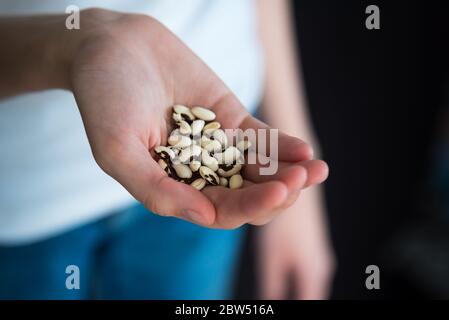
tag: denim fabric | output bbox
[0,204,244,299]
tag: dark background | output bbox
[236,0,449,299]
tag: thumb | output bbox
[99,139,216,225]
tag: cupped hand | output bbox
[70,9,328,228]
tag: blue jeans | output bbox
[0,204,244,299]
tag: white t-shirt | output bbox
[0,0,264,244]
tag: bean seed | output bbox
[212,129,228,149]
[158,159,172,176]
[155,105,248,191]
[203,140,222,153]
[172,163,192,179]
[199,166,220,185]
[191,178,207,191]
[201,149,219,171]
[218,163,242,178]
[168,135,192,148]
[179,145,202,163]
[223,146,243,164]
[191,120,205,136]
[229,174,243,189]
[155,146,175,160]
[219,177,228,187]
[202,121,221,135]
[200,135,212,148]
[213,152,225,164]
[173,113,182,123]
[174,104,195,122]
[190,160,201,172]
[158,159,168,170]
[192,106,216,121]
[179,120,192,135]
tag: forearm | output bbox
[0,14,85,98]
[257,0,318,150]
[257,0,330,232]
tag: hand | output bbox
[258,188,335,299]
[69,9,328,228]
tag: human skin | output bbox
[256,0,335,299]
[0,8,328,229]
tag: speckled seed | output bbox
[236,140,252,152]
[168,135,192,148]
[192,106,216,121]
[219,177,228,187]
[200,135,212,148]
[172,164,192,179]
[174,104,195,121]
[218,164,242,178]
[172,112,183,123]
[213,152,225,164]
[158,159,172,176]
[199,166,220,186]
[203,140,222,153]
[202,121,221,135]
[223,146,243,164]
[179,120,192,135]
[201,149,219,171]
[179,145,202,163]
[213,129,228,149]
[229,174,243,189]
[191,120,205,136]
[155,146,175,160]
[190,160,201,172]
[191,178,207,191]
[158,159,168,170]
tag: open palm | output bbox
[71,10,328,228]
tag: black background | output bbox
[236,0,449,299]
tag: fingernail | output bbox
[181,209,208,225]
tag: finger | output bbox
[249,188,303,227]
[239,115,314,162]
[243,153,308,192]
[300,160,329,188]
[244,155,328,188]
[104,139,216,225]
[202,180,288,229]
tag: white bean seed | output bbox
[191,120,205,136]
[192,106,216,121]
[191,178,207,191]
[201,149,219,171]
[219,177,228,187]
[223,146,242,164]
[168,135,192,148]
[199,166,220,185]
[172,163,192,179]
[179,120,192,135]
[202,121,221,135]
[218,164,242,178]
[229,174,243,189]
